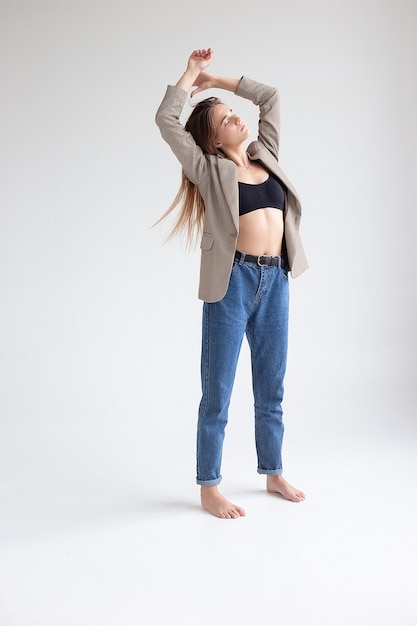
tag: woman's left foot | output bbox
[266,475,305,502]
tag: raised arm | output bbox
[176,48,214,92]
[236,77,280,160]
[155,49,216,184]
[190,71,240,98]
[176,48,240,96]
[155,49,241,183]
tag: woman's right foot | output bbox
[201,486,246,519]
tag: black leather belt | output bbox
[235,250,285,267]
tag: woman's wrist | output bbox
[176,67,201,92]
[211,76,240,92]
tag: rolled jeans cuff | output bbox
[257,468,283,476]
[197,476,222,487]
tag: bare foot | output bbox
[267,475,305,502]
[201,486,246,519]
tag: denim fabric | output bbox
[196,253,289,486]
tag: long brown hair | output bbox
[155,96,222,247]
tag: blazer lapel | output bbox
[247,142,301,203]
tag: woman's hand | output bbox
[177,48,217,97]
[177,48,214,93]
[190,71,216,97]
[186,48,213,73]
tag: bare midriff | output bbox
[236,209,284,256]
[236,162,284,256]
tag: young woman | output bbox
[155,49,308,519]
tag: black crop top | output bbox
[238,174,285,216]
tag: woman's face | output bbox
[212,103,250,150]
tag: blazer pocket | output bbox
[200,232,214,250]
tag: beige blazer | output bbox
[155,76,308,302]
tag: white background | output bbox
[1,1,416,624]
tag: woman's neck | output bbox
[223,147,251,169]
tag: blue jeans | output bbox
[196,253,289,486]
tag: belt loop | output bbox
[238,251,245,265]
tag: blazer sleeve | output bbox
[155,85,209,185]
[235,76,280,161]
